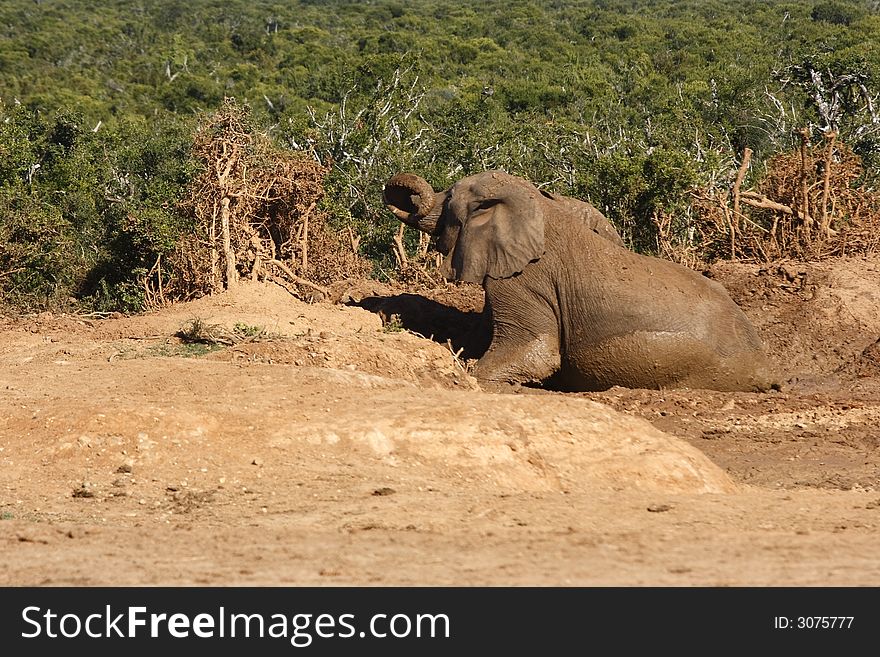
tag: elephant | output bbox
[382,170,777,392]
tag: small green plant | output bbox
[1,511,13,520]
[233,322,265,338]
[383,313,404,333]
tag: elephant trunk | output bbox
[383,173,443,235]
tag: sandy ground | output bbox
[2,256,880,586]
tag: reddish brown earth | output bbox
[2,255,880,586]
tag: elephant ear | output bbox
[443,183,545,284]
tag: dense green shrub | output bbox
[0,104,197,310]
[811,1,864,26]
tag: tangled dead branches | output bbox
[155,99,370,306]
[685,131,880,263]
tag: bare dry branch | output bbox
[820,131,837,238]
[266,259,330,297]
[392,223,408,268]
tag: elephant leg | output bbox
[474,329,561,386]
[475,278,563,386]
[567,330,755,391]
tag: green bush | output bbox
[811,1,864,26]
[0,104,197,311]
[85,116,198,311]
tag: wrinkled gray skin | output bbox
[383,170,777,392]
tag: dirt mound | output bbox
[0,359,734,503]
[844,338,880,379]
[1,281,477,390]
[708,254,880,384]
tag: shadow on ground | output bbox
[354,293,489,360]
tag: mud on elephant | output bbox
[383,170,777,392]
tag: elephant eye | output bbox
[473,198,500,212]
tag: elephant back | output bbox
[541,192,624,247]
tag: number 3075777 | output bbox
[774,617,854,629]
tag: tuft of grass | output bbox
[177,317,277,345]
[176,317,229,344]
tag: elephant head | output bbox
[383,171,545,284]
